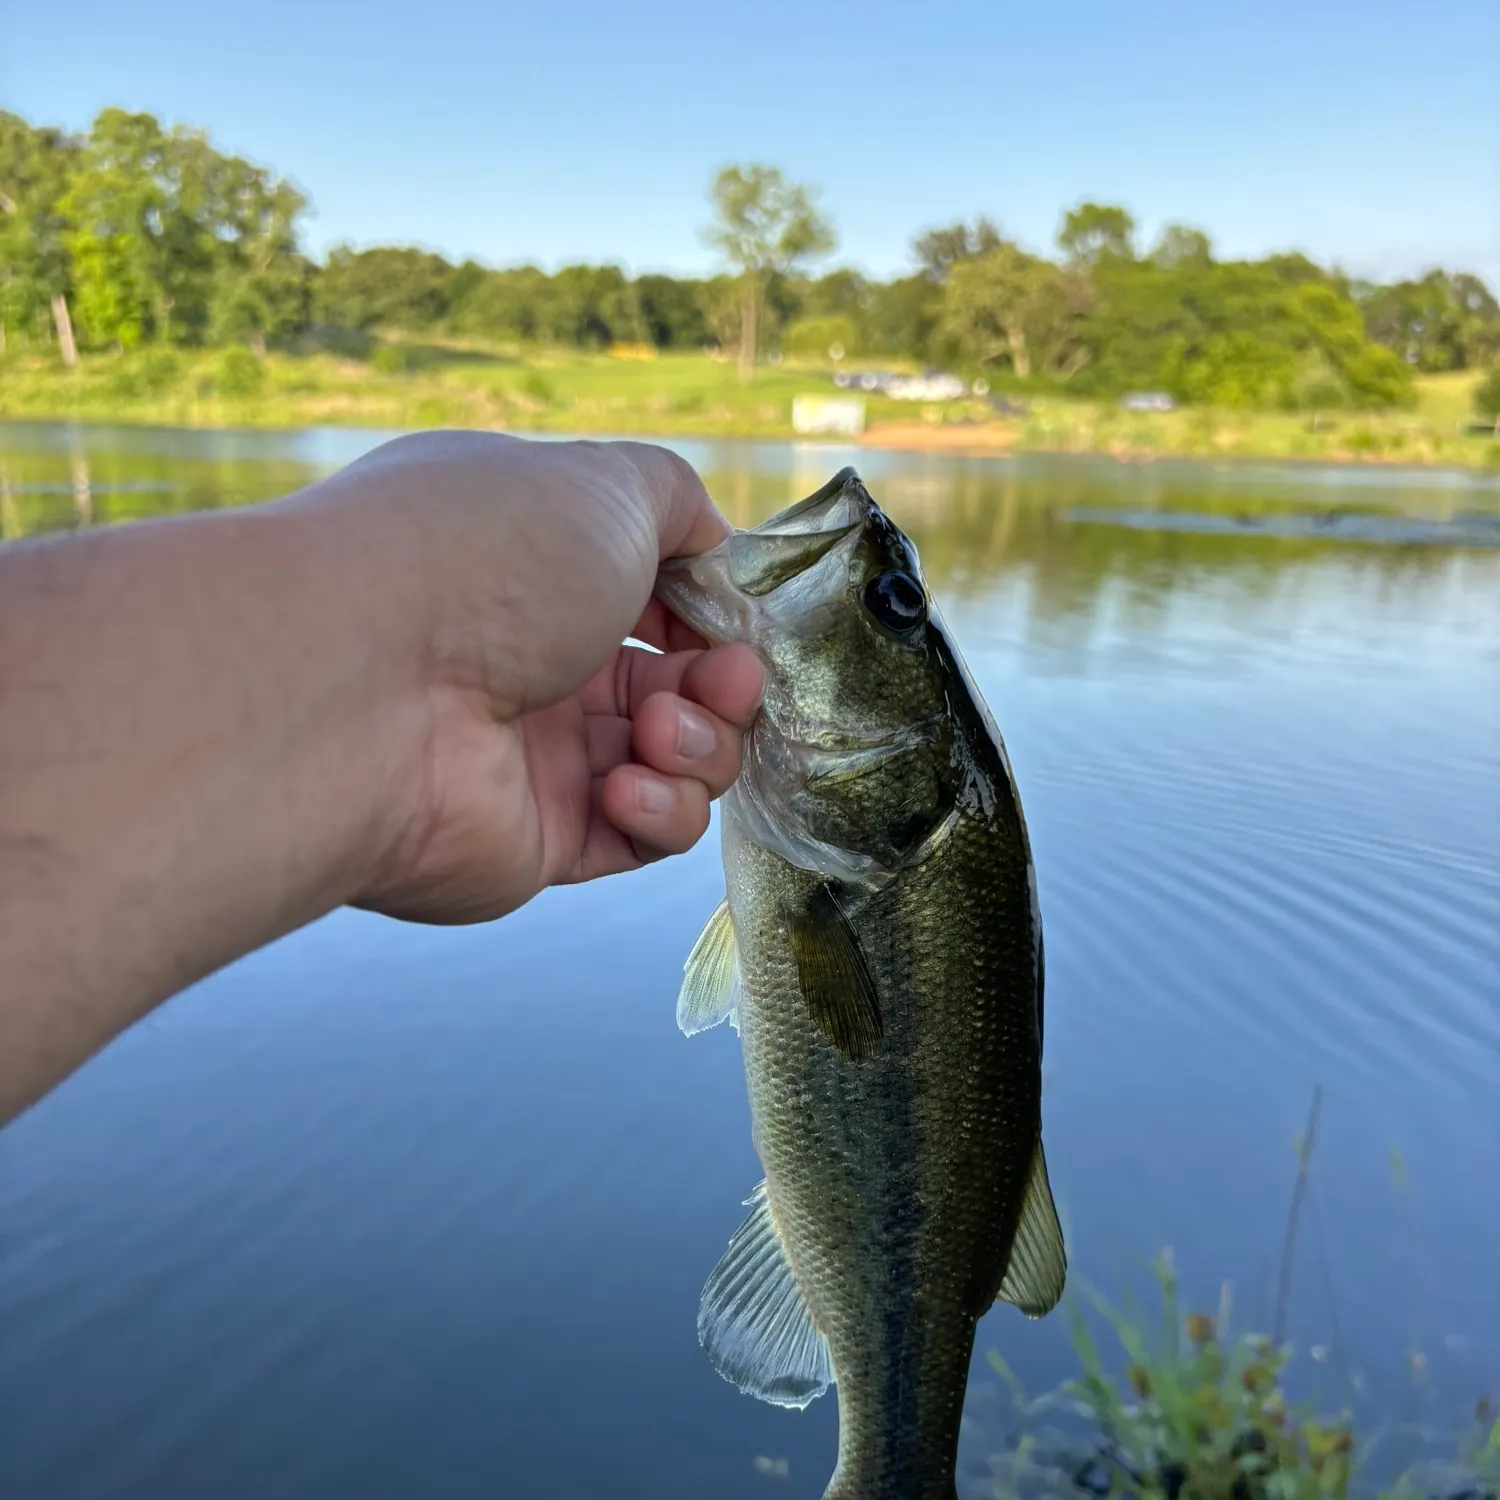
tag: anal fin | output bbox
[996,1142,1067,1317]
[698,1181,833,1409]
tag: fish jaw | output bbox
[747,465,871,536]
[653,524,863,647]
[651,468,878,646]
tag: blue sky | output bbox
[4,0,1496,285]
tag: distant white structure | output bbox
[792,395,866,436]
[1122,391,1176,412]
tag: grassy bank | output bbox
[1,343,1495,470]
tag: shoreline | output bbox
[858,420,1500,474]
[3,408,1496,481]
[1,353,1494,476]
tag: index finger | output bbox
[612,442,729,560]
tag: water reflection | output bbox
[70,444,93,527]
[3,424,1495,640]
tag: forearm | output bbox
[0,495,422,1124]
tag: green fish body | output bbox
[657,469,1064,1500]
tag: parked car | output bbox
[1122,390,1176,412]
[888,371,967,402]
[833,369,903,393]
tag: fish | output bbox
[654,468,1065,1500]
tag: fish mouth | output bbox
[654,468,874,644]
[747,466,871,537]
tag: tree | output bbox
[59,110,186,349]
[1071,252,1413,409]
[0,113,85,361]
[1359,270,1500,372]
[865,274,943,361]
[1058,202,1136,265]
[51,108,311,353]
[1289,281,1412,407]
[0,103,1467,415]
[803,267,872,321]
[314,246,454,331]
[447,264,548,342]
[704,164,835,380]
[208,171,311,352]
[942,243,1089,380]
[546,264,645,347]
[1449,274,1500,366]
[913,218,1002,282]
[1150,224,1212,269]
[634,274,709,348]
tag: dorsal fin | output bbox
[698,1181,833,1409]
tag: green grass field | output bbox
[1,340,1495,471]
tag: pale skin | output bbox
[0,432,765,1128]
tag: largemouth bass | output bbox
[655,469,1065,1500]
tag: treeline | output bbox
[4,108,1499,413]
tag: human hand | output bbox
[308,431,762,925]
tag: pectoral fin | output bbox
[698,1181,833,1409]
[995,1142,1067,1317]
[677,899,741,1037]
[785,884,883,1061]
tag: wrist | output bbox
[247,486,440,918]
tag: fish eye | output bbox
[862,570,927,635]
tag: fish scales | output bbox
[732,814,1038,1497]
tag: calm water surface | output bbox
[2,423,1497,1500]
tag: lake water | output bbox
[1,422,1496,1500]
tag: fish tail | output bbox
[822,1458,958,1500]
[822,1475,957,1500]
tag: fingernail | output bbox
[675,706,717,761]
[635,775,678,817]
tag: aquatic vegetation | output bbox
[1064,1255,1355,1500]
[981,1100,1491,1500]
[983,1255,1493,1500]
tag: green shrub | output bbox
[371,342,426,374]
[783,314,860,360]
[138,349,181,394]
[521,370,556,404]
[106,365,143,400]
[215,347,265,398]
[303,327,375,360]
[1473,368,1500,421]
[409,397,451,425]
